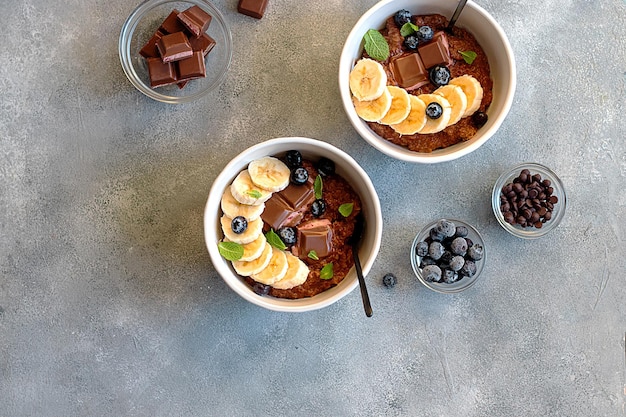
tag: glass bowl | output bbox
[410,219,485,293]
[119,0,232,104]
[492,162,566,239]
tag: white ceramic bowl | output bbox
[203,137,383,312]
[339,0,516,163]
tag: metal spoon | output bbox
[348,212,373,317]
[446,0,468,33]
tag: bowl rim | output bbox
[119,0,233,104]
[338,0,517,163]
[491,162,567,239]
[203,137,384,312]
[410,218,485,293]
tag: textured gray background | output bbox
[1,0,625,416]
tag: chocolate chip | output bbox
[499,169,559,229]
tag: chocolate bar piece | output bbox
[297,219,333,259]
[391,53,429,90]
[147,58,177,87]
[418,31,453,69]
[159,9,186,34]
[237,0,268,19]
[157,31,193,63]
[177,5,212,38]
[177,51,206,81]
[139,30,164,58]
[189,33,216,56]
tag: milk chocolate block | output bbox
[418,31,453,69]
[297,220,333,259]
[178,5,212,38]
[159,9,186,34]
[177,51,206,81]
[391,53,429,90]
[139,30,164,58]
[147,58,177,87]
[189,33,216,56]
[157,31,193,63]
[238,0,268,19]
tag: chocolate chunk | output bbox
[159,10,186,34]
[391,53,429,90]
[262,195,304,231]
[177,5,212,38]
[146,58,177,87]
[418,31,453,69]
[189,33,216,56]
[238,0,268,19]
[157,31,193,63]
[297,220,333,259]
[139,30,164,58]
[278,181,315,210]
[177,51,206,81]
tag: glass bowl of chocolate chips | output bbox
[119,0,232,104]
[492,163,567,239]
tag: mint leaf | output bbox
[320,263,334,280]
[308,250,319,261]
[265,229,286,251]
[338,203,354,217]
[363,29,389,61]
[218,241,244,261]
[314,175,323,200]
[459,50,477,65]
[400,22,419,37]
[247,189,262,199]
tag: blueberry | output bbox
[436,220,456,238]
[425,102,443,119]
[449,255,465,272]
[465,237,474,248]
[442,268,458,284]
[460,260,477,277]
[439,251,453,268]
[278,227,297,246]
[311,199,326,217]
[231,216,247,234]
[455,225,469,238]
[252,282,270,296]
[316,157,335,177]
[285,150,303,168]
[429,65,451,87]
[290,167,309,185]
[420,256,436,268]
[394,9,412,28]
[472,111,489,128]
[467,243,484,261]
[403,35,419,51]
[415,241,429,257]
[382,273,397,288]
[428,241,445,260]
[450,237,468,256]
[422,265,442,282]
[416,25,434,42]
[429,227,445,242]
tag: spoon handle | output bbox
[353,247,373,317]
[447,0,468,32]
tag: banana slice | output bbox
[221,187,265,221]
[449,75,483,117]
[248,156,290,192]
[271,252,309,290]
[220,215,263,244]
[390,95,427,135]
[250,246,289,285]
[379,86,411,126]
[352,87,392,122]
[232,241,272,277]
[224,233,267,262]
[417,94,452,134]
[434,84,467,126]
[230,170,273,206]
[349,58,388,101]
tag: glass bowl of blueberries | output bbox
[410,219,485,293]
[492,163,567,239]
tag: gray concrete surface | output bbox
[1,0,625,415]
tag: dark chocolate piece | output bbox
[391,53,429,90]
[139,30,164,58]
[262,195,305,231]
[278,182,315,211]
[418,31,453,69]
[237,0,268,19]
[147,58,177,87]
[157,31,193,63]
[159,9,186,34]
[177,5,212,38]
[189,33,216,56]
[297,220,333,259]
[177,51,206,81]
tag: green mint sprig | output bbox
[265,229,286,251]
[363,29,389,62]
[320,263,334,280]
[314,175,323,200]
[459,50,478,65]
[400,22,419,37]
[246,189,262,198]
[308,250,319,261]
[218,241,243,261]
[338,203,354,217]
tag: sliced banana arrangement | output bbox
[218,155,311,291]
[349,58,484,135]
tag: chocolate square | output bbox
[189,33,216,56]
[157,31,193,63]
[391,53,429,90]
[159,10,186,34]
[177,5,212,38]
[147,58,177,87]
[139,30,164,58]
[237,0,268,19]
[177,51,206,81]
[297,222,333,259]
[418,31,453,69]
